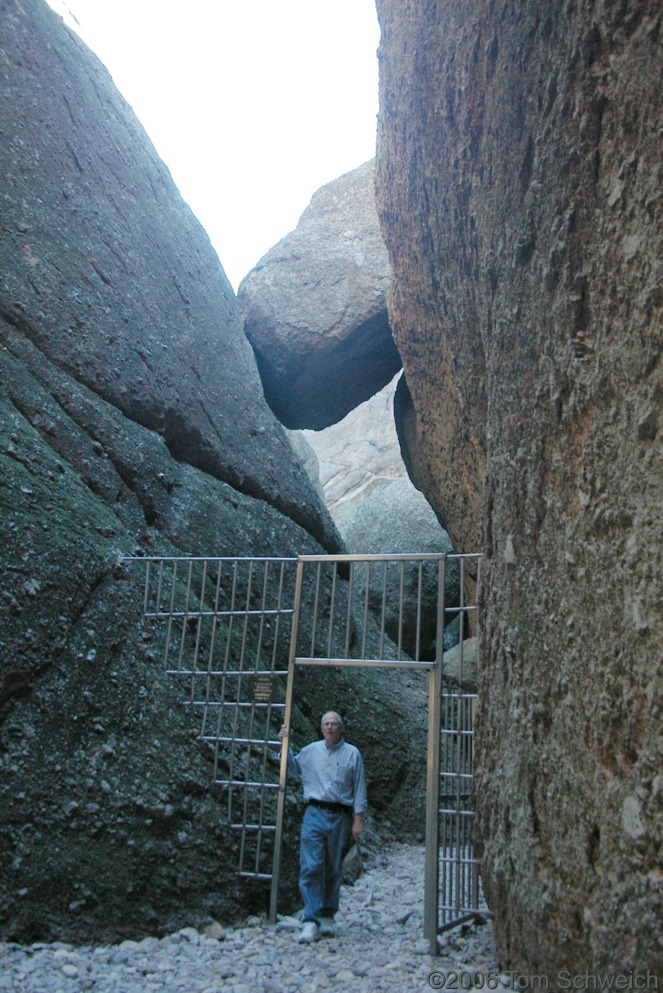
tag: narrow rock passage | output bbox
[0,844,510,993]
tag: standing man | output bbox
[279,711,367,943]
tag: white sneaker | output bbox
[319,918,335,938]
[297,921,320,944]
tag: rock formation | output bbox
[1,0,340,557]
[375,0,662,976]
[297,374,405,523]
[0,0,428,945]
[238,160,401,430]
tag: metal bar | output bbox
[296,552,448,563]
[145,607,294,620]
[154,558,165,616]
[293,656,436,669]
[246,566,272,874]
[188,558,208,704]
[231,824,277,832]
[185,701,286,710]
[224,561,241,825]
[257,570,280,860]
[361,561,370,660]
[205,736,284,747]
[270,556,304,923]
[255,560,270,663]
[344,561,354,659]
[200,560,225,739]
[424,555,445,952]
[163,559,179,671]
[124,555,298,565]
[310,561,322,658]
[217,780,281,789]
[397,561,405,660]
[415,560,423,662]
[209,561,233,785]
[379,560,387,660]
[269,560,287,672]
[240,709,256,868]
[142,558,152,615]
[238,807,248,875]
[326,562,337,661]
[174,559,194,673]
[166,669,289,677]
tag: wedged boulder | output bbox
[238,160,401,430]
[0,0,340,556]
[376,0,662,976]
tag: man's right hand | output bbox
[278,725,291,740]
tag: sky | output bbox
[45,0,381,290]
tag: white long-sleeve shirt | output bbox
[286,738,367,815]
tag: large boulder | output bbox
[0,0,339,556]
[238,160,401,430]
[0,316,328,943]
[0,0,429,945]
[376,0,662,976]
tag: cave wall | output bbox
[375,0,662,975]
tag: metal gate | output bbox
[436,554,483,936]
[135,555,298,881]
[128,551,483,952]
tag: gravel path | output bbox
[0,843,511,993]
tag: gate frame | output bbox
[270,552,460,953]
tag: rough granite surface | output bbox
[376,0,662,975]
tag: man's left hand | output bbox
[352,813,364,841]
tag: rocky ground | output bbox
[0,843,512,993]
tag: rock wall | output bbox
[0,0,429,944]
[0,0,341,556]
[375,0,662,976]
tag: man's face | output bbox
[321,713,343,747]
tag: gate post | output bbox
[269,557,304,923]
[423,555,445,952]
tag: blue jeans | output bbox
[299,805,353,924]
